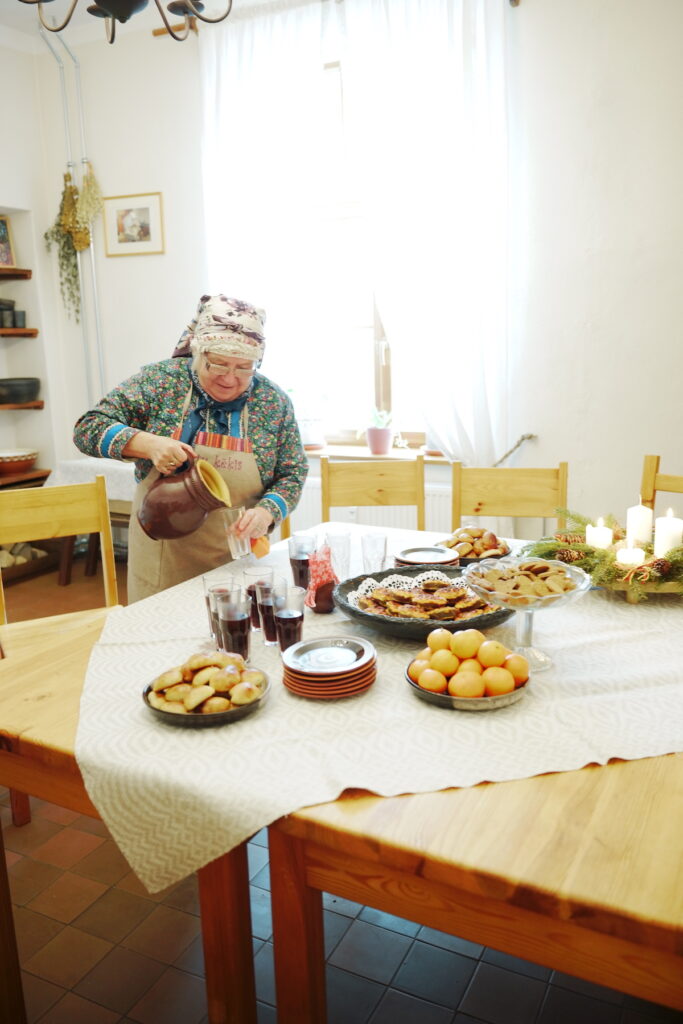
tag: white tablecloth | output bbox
[46,457,136,503]
[75,525,683,892]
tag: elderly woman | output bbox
[73,295,308,602]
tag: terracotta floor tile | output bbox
[117,868,176,901]
[70,837,132,885]
[13,905,65,960]
[74,885,156,943]
[122,903,201,964]
[127,965,207,1024]
[75,944,167,1014]
[36,991,121,1023]
[31,826,106,869]
[161,872,200,915]
[3,815,63,855]
[20,970,65,1024]
[5,847,22,868]
[9,857,63,906]
[71,813,111,838]
[173,934,204,977]
[1,803,12,828]
[34,802,82,826]
[27,870,108,924]
[23,924,113,988]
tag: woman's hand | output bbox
[231,506,274,540]
[122,431,195,475]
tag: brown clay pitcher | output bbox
[137,457,232,541]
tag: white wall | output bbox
[506,0,683,520]
[1,1,683,524]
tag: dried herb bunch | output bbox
[45,173,81,322]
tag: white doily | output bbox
[348,570,467,607]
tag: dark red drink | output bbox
[218,611,250,661]
[258,598,278,644]
[289,556,310,589]
[275,609,303,652]
[246,584,261,629]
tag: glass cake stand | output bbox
[463,556,592,671]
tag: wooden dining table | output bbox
[1,525,682,1024]
[0,609,258,1024]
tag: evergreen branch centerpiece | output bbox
[522,508,683,603]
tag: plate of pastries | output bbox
[143,650,270,727]
[333,566,514,640]
[437,526,510,564]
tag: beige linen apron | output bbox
[128,392,263,603]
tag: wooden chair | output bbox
[0,475,118,826]
[451,461,568,531]
[320,455,425,530]
[640,455,683,511]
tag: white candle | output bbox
[654,508,683,557]
[626,502,653,548]
[585,517,613,550]
[615,546,645,568]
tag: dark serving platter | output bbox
[332,566,514,641]
[142,674,270,728]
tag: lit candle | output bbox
[615,546,645,568]
[626,501,653,548]
[585,517,613,550]
[653,508,683,557]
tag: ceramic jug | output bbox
[137,457,232,541]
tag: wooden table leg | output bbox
[0,825,27,1024]
[0,738,31,828]
[269,826,326,1024]
[85,534,100,578]
[197,844,257,1024]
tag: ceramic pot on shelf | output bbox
[137,457,232,540]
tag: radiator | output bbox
[282,477,452,535]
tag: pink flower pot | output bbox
[366,426,393,456]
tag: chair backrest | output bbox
[0,476,118,624]
[640,455,683,511]
[451,462,568,531]
[320,455,426,530]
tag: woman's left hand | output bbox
[232,506,274,539]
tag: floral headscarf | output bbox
[172,294,266,364]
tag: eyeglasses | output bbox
[203,358,255,379]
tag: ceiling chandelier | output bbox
[18,0,233,43]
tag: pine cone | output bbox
[651,558,671,577]
[554,533,584,545]
[555,548,583,563]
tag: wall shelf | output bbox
[0,267,32,281]
[0,328,38,338]
[0,401,44,410]
[0,468,51,489]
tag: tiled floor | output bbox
[3,789,682,1024]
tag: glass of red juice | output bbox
[274,585,306,654]
[212,585,252,662]
[243,566,274,631]
[288,533,316,590]
[204,575,235,642]
[255,575,287,646]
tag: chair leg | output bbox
[58,536,77,586]
[0,823,27,1023]
[9,790,31,828]
[85,533,100,578]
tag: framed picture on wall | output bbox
[102,192,165,257]
[0,215,17,268]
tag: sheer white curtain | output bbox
[340,0,509,466]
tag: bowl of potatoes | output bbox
[143,650,270,727]
[438,527,510,564]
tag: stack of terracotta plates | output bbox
[394,546,460,568]
[282,637,377,699]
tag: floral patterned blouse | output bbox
[73,358,308,525]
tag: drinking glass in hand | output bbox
[288,533,316,589]
[243,565,274,631]
[275,585,306,653]
[225,506,251,560]
[255,575,287,647]
[212,586,251,662]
